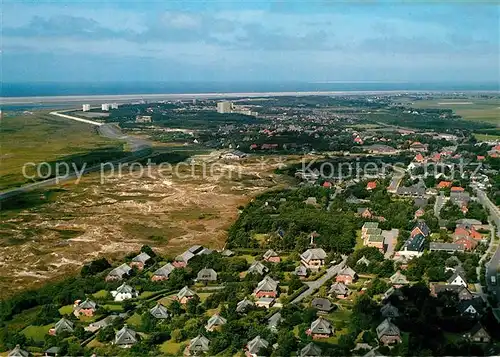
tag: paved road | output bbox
[383,229,399,259]
[434,192,446,218]
[474,187,500,300]
[291,256,347,304]
[387,165,405,193]
[0,111,153,201]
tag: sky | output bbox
[2,0,499,83]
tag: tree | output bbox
[141,311,156,332]
[287,275,304,295]
[81,257,111,277]
[97,325,115,342]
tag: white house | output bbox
[111,283,138,302]
[447,270,467,287]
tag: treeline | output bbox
[227,187,358,253]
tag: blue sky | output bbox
[2,0,499,83]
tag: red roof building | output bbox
[437,181,452,189]
[366,181,377,190]
[477,156,486,161]
[322,181,332,188]
[451,187,465,192]
[415,153,425,163]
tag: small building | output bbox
[255,297,275,309]
[263,249,281,263]
[187,335,210,356]
[85,315,118,332]
[268,312,282,332]
[429,242,464,253]
[430,284,473,300]
[458,298,484,317]
[221,249,235,257]
[44,347,60,357]
[151,263,175,281]
[304,197,318,206]
[254,276,279,298]
[380,303,400,318]
[130,252,151,270]
[356,256,370,266]
[115,325,138,348]
[8,345,29,357]
[49,318,74,336]
[336,266,357,285]
[376,319,401,345]
[366,181,377,190]
[299,342,322,357]
[176,286,197,304]
[111,283,138,302]
[362,222,379,235]
[447,270,467,287]
[411,221,431,237]
[383,287,403,302]
[73,298,97,317]
[173,250,195,268]
[205,314,227,332]
[389,271,409,287]
[150,303,170,319]
[236,298,254,313]
[105,263,132,281]
[365,234,385,251]
[357,207,373,219]
[246,336,269,357]
[300,248,327,271]
[464,322,490,343]
[308,317,333,339]
[196,268,218,284]
[247,261,269,275]
[221,150,247,160]
[311,297,333,313]
[329,282,350,299]
[135,115,152,123]
[294,265,308,278]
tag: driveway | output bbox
[383,229,399,259]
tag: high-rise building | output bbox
[217,101,232,114]
[101,103,110,111]
[82,104,91,112]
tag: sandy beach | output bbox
[3,89,497,106]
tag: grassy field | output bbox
[21,324,53,342]
[0,112,123,190]
[474,133,500,142]
[408,98,499,126]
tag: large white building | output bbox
[82,104,91,112]
[101,103,110,111]
[217,101,232,114]
[111,103,119,109]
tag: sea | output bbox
[1,81,498,111]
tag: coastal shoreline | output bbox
[2,89,499,105]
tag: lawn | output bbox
[139,291,156,299]
[474,133,500,142]
[354,230,364,250]
[21,324,53,342]
[198,292,212,302]
[58,304,74,315]
[409,98,500,126]
[93,289,109,299]
[5,306,41,331]
[126,312,142,327]
[103,304,123,312]
[0,113,124,190]
[160,339,185,355]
